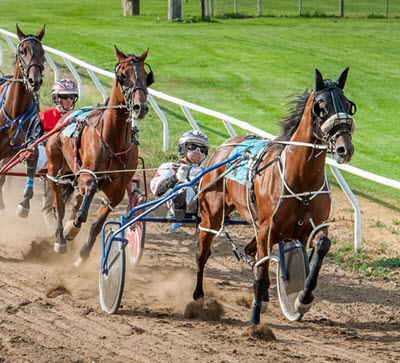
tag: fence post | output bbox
[257,0,262,16]
[339,0,344,17]
[299,0,302,16]
[121,0,140,16]
[168,0,182,20]
[386,0,389,18]
[234,0,238,15]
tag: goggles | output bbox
[187,143,208,154]
[59,94,76,100]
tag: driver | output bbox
[17,79,79,218]
[150,130,209,222]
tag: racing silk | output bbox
[150,160,203,214]
[39,107,66,133]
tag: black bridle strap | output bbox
[16,36,44,83]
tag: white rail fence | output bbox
[2,28,400,251]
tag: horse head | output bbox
[312,68,356,164]
[16,24,46,93]
[114,46,154,121]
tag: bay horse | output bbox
[0,24,45,208]
[194,68,357,324]
[45,46,152,262]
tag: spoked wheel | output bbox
[276,240,310,322]
[99,226,126,314]
[126,189,146,266]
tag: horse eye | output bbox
[120,73,127,79]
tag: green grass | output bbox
[0,0,399,203]
[328,241,400,279]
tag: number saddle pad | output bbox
[225,138,269,185]
[62,108,93,138]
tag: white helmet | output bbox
[177,130,209,157]
[51,78,79,105]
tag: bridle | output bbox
[114,55,154,120]
[16,36,45,91]
[311,80,357,149]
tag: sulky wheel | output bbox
[126,189,146,266]
[276,240,310,322]
[99,226,126,314]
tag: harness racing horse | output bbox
[46,46,152,262]
[194,68,356,324]
[0,24,45,209]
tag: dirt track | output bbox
[0,175,399,362]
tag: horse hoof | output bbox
[73,257,84,268]
[295,296,312,315]
[63,220,81,241]
[54,241,67,254]
[16,204,29,218]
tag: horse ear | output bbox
[114,45,126,61]
[36,25,45,41]
[315,69,325,93]
[16,24,25,41]
[138,48,149,62]
[336,67,349,89]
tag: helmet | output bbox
[51,78,79,104]
[177,130,209,157]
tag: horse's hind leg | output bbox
[0,157,11,210]
[295,231,331,314]
[49,182,68,254]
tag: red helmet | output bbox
[51,78,79,104]
[177,130,209,157]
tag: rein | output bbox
[0,82,39,148]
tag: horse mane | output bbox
[267,89,311,152]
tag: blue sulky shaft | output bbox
[101,151,244,273]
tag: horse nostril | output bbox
[28,78,35,86]
[336,146,346,156]
[133,104,140,112]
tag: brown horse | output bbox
[46,46,152,262]
[0,24,45,208]
[194,68,357,324]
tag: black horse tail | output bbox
[42,181,75,214]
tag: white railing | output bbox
[2,27,399,251]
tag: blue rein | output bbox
[0,82,38,148]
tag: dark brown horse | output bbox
[194,68,356,324]
[0,24,45,208]
[46,46,152,263]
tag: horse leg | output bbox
[250,225,270,325]
[0,157,11,210]
[16,149,38,218]
[295,232,331,314]
[193,228,215,300]
[50,182,68,254]
[64,177,97,241]
[75,203,112,266]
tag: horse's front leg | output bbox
[75,194,120,266]
[250,224,271,325]
[63,176,97,241]
[16,150,38,218]
[193,228,214,300]
[295,230,331,314]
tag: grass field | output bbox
[0,0,399,203]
